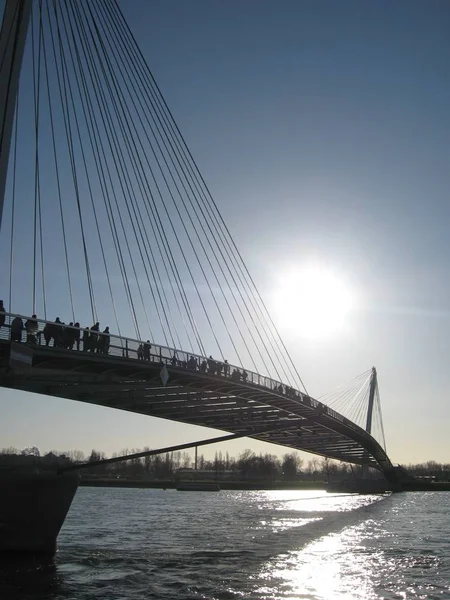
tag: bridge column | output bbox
[0,0,32,231]
[362,367,377,479]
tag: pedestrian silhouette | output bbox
[89,322,100,352]
[99,326,110,354]
[0,300,5,329]
[25,314,38,344]
[74,322,81,351]
[82,327,90,351]
[10,316,24,343]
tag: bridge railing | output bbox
[0,312,376,445]
[1,311,304,394]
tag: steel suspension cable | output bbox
[44,0,122,336]
[63,0,170,343]
[108,0,307,388]
[104,0,277,367]
[68,8,202,354]
[78,2,230,363]
[71,1,174,346]
[40,2,75,323]
[36,2,47,320]
[47,0,97,324]
[67,0,196,347]
[85,1,261,369]
[70,1,217,358]
[51,0,141,339]
[374,385,386,449]
[7,93,19,314]
[60,0,187,342]
[97,0,277,371]
[319,369,371,401]
[31,3,44,316]
[354,387,370,430]
[320,370,371,420]
[95,0,286,378]
[103,0,283,373]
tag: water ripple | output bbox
[1,489,449,599]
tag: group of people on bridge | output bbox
[170,353,248,383]
[0,302,304,399]
[2,309,112,355]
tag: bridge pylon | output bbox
[0,0,32,229]
[361,366,377,479]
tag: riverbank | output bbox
[80,478,325,491]
[79,477,450,492]
[401,480,450,491]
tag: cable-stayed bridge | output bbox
[0,0,399,485]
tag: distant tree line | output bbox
[1,446,448,482]
[404,461,450,482]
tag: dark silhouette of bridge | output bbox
[0,312,398,484]
[0,0,399,486]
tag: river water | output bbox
[2,488,449,599]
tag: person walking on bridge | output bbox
[89,322,100,352]
[10,316,24,343]
[207,355,216,374]
[82,327,90,351]
[25,314,38,344]
[98,327,110,354]
[74,323,81,351]
[0,300,5,330]
[64,323,75,350]
[188,356,197,370]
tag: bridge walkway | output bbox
[0,312,397,482]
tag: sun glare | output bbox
[272,265,354,339]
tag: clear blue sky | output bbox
[1,0,450,465]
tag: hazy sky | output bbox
[1,0,450,465]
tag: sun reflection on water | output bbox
[244,491,390,599]
[263,517,322,534]
[254,490,385,512]
[258,525,378,600]
[254,507,446,600]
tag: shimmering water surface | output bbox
[2,488,450,599]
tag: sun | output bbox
[272,265,355,339]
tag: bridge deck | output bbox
[0,313,396,479]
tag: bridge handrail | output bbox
[3,311,302,393]
[1,311,381,450]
